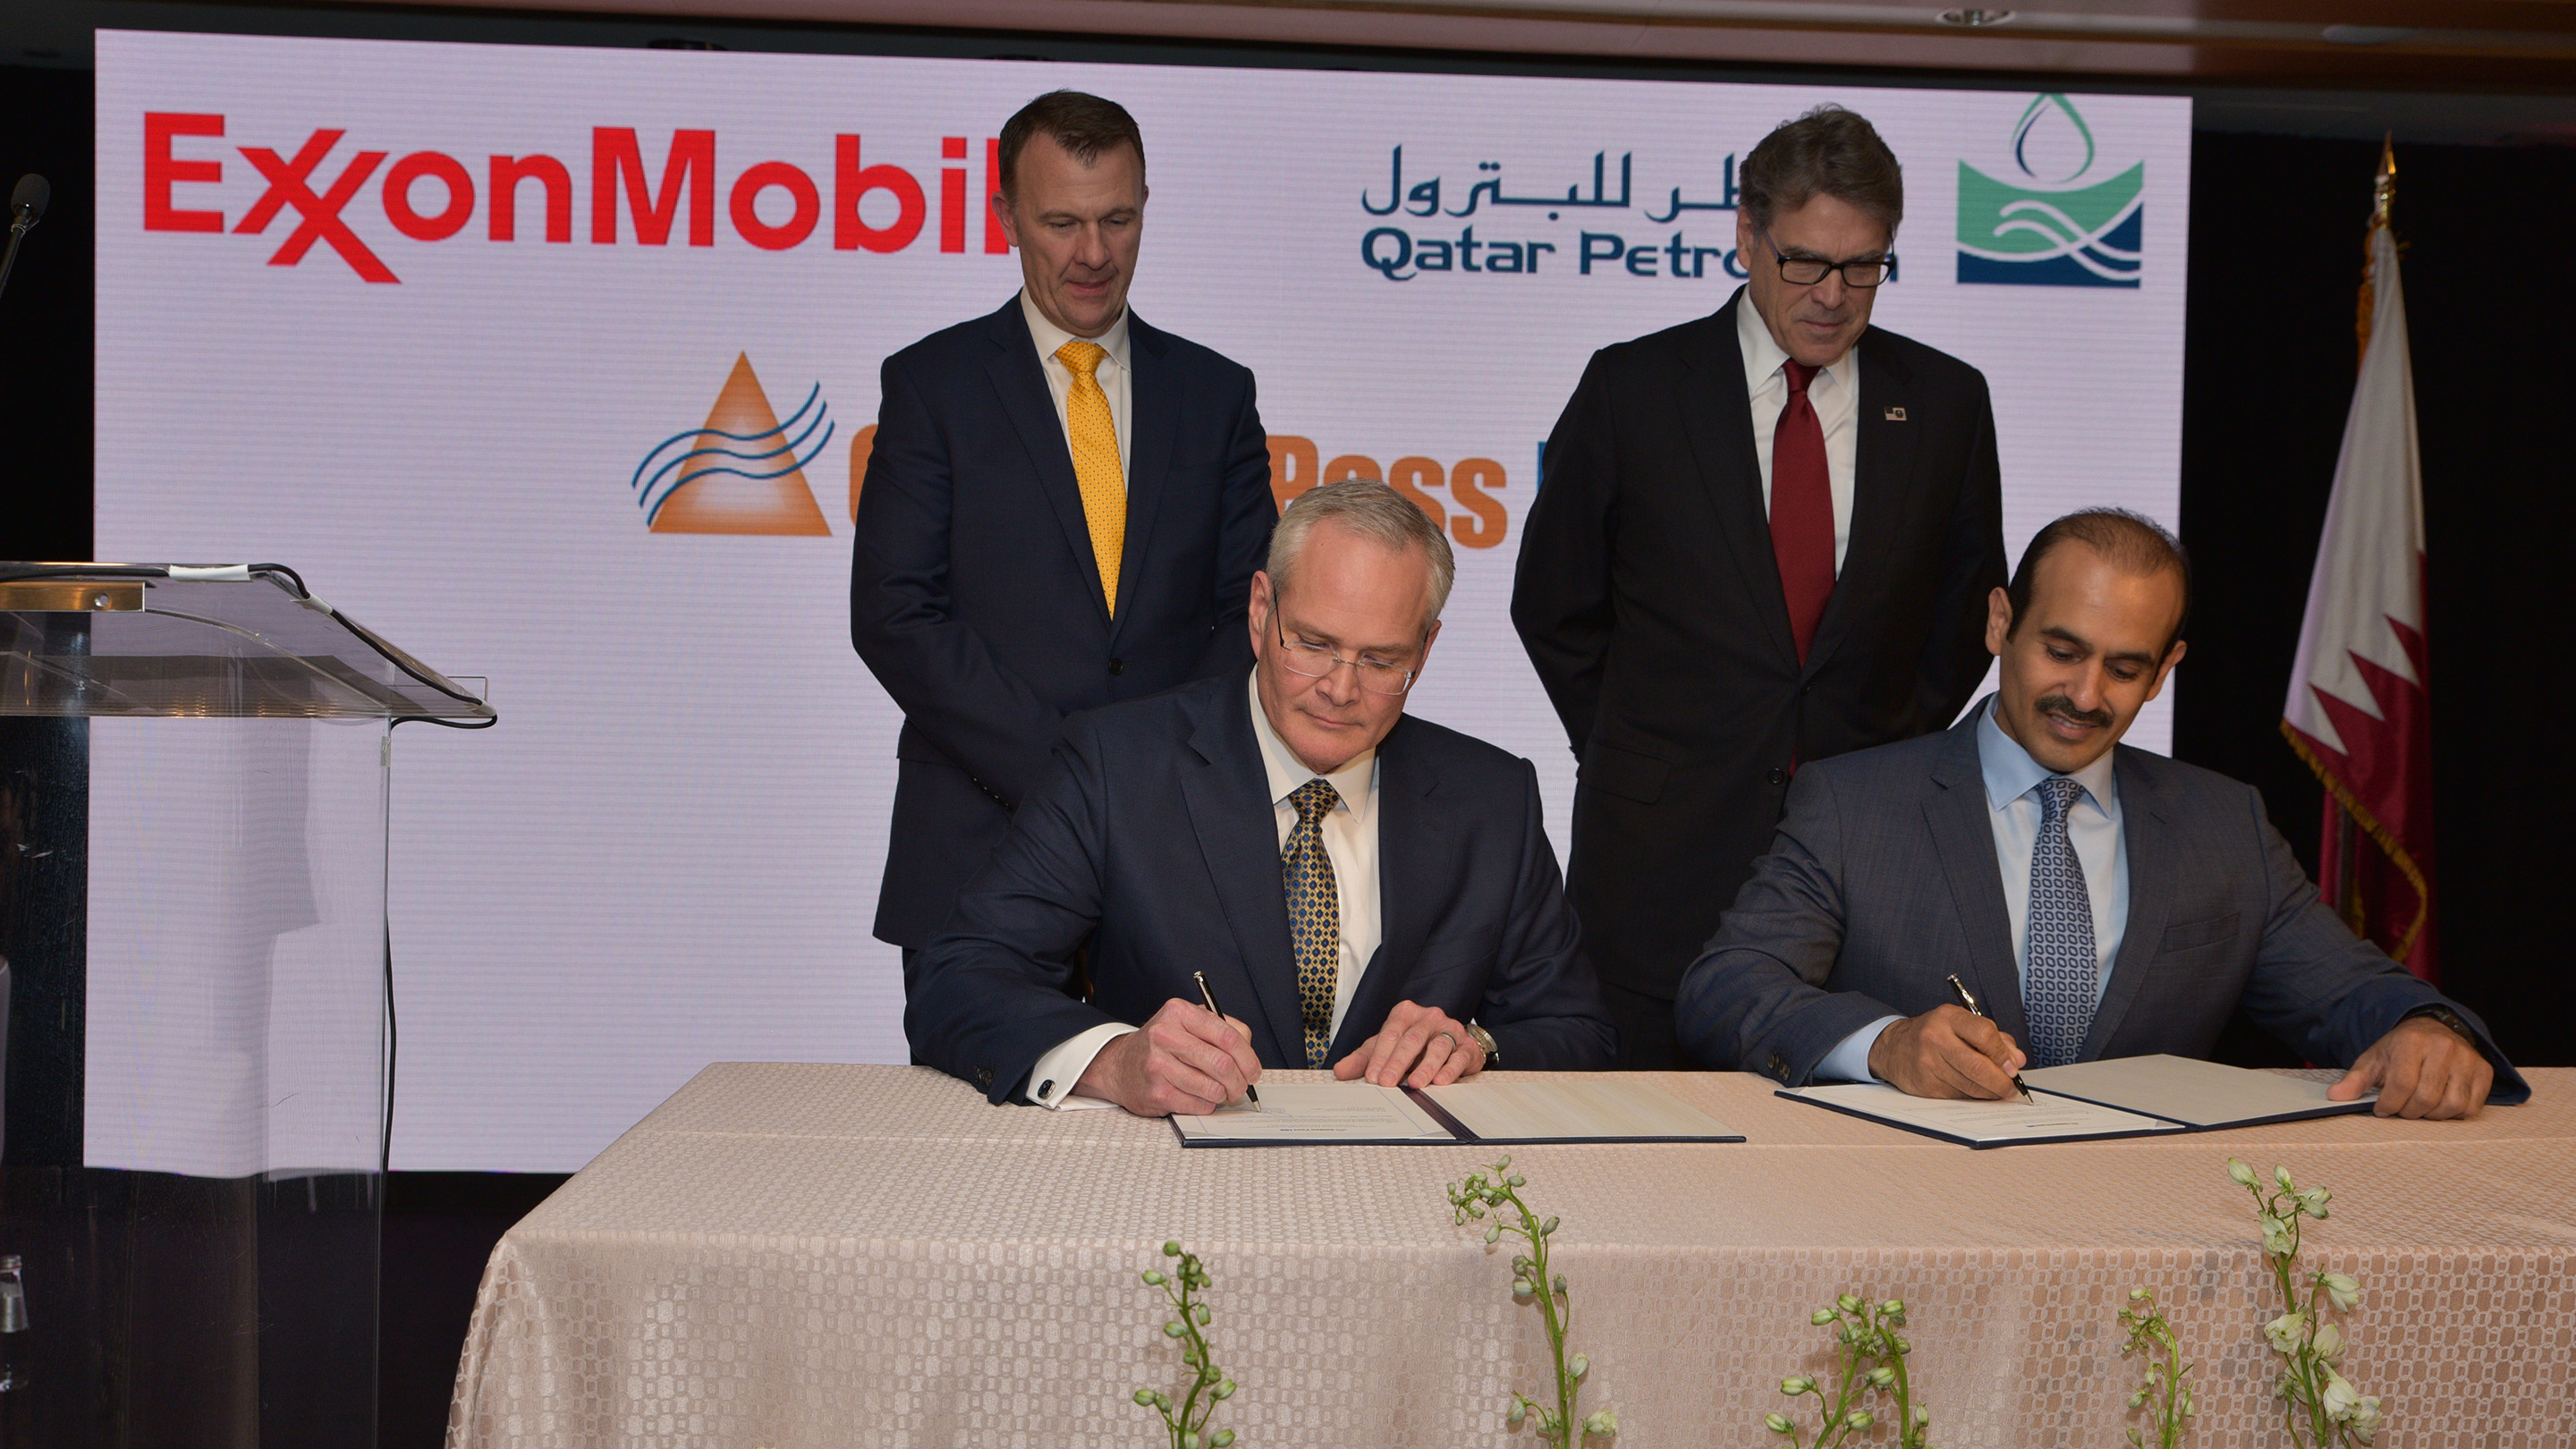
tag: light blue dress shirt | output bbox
[1814,697,2128,1081]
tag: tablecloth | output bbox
[448,1064,2575,1448]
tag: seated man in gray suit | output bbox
[1677,508,2523,1119]
[909,480,1615,1114]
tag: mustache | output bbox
[2034,694,2114,730]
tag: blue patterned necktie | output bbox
[2023,775,2097,1069]
[1283,779,1343,1069]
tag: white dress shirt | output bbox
[1025,674,1384,1107]
[1815,697,2130,1082]
[1020,288,1131,481]
[1736,291,1859,575]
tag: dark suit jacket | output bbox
[907,671,1618,1104]
[1512,290,2005,1002]
[853,296,1275,948]
[1675,711,2528,1102]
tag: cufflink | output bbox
[1465,1022,1501,1068]
[975,1065,995,1089]
[1038,1079,1055,1099]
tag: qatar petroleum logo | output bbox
[631,353,835,534]
[1955,95,2142,289]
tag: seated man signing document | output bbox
[909,480,1616,1113]
[1677,508,2525,1119]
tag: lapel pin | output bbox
[1883,406,1908,421]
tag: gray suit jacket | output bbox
[1676,711,2527,1102]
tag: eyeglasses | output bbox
[1272,611,1419,696]
[1758,226,1896,288]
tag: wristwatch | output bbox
[1464,1021,1501,1068]
[2400,1004,2479,1046]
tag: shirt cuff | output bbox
[1815,1015,1904,1083]
[1025,1022,1135,1107]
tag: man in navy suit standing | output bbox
[908,481,1615,1114]
[853,91,1275,986]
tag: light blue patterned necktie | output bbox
[2024,775,2097,1069]
[1283,779,1343,1069]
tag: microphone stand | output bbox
[0,215,31,305]
[0,181,45,305]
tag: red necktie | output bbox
[1769,360,1835,664]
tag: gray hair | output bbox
[1267,479,1456,628]
[1740,104,1903,237]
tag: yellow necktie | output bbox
[1283,778,1343,1069]
[1055,339,1125,615]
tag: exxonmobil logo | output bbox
[142,113,1010,283]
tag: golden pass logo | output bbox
[1267,436,1511,549]
[637,384,1518,547]
[631,353,835,535]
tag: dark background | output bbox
[5,27,2572,1449]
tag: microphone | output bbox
[8,175,45,232]
[0,174,48,306]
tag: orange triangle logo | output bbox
[639,353,833,536]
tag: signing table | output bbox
[448,1066,2572,1447]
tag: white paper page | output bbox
[1786,1083,2183,1144]
[2020,1055,2369,1126]
[1173,1081,1454,1144]
[1425,1078,1741,1141]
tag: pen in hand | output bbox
[1191,970,1260,1111]
[1945,973,2034,1104]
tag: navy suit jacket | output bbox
[1676,712,2527,1101]
[1513,292,2005,1002]
[852,296,1275,948]
[907,672,1618,1104]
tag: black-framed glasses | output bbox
[1271,611,1419,696]
[1758,226,1896,288]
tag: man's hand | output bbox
[1868,1005,2027,1099]
[1334,1000,1486,1088]
[1075,998,1261,1117]
[2331,1015,2493,1120]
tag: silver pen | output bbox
[1945,973,2034,1104]
[1191,970,1259,1111]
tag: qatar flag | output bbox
[2282,200,2435,982]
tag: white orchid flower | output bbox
[2322,1272,2362,1312]
[2348,1396,2384,1444]
[2260,1214,2297,1257]
[2262,1310,2308,1355]
[2320,1371,2361,1422]
[2312,1320,2345,1364]
[2227,1158,2259,1188]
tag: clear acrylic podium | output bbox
[0,564,493,1447]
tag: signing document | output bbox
[1421,1078,1742,1143]
[1782,1081,2182,1148]
[2019,1055,2373,1128]
[1174,1078,1743,1146]
[1172,1082,1455,1146]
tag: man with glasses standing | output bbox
[910,480,1614,1114]
[1513,105,2006,1069]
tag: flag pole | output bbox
[2326,140,2394,931]
[2287,130,2436,975]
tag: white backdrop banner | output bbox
[95,30,2190,1171]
